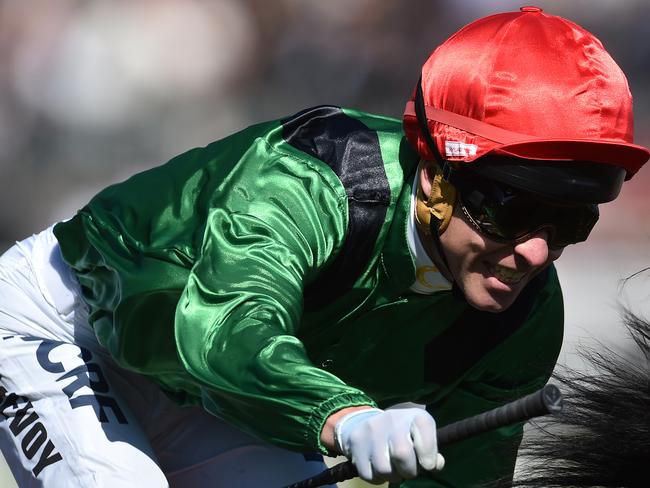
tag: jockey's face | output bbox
[417,162,564,312]
[439,203,563,312]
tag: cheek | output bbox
[440,217,492,280]
[441,211,484,250]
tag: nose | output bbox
[513,230,552,267]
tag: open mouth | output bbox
[488,264,526,285]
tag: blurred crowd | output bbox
[1,0,649,249]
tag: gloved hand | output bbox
[334,407,445,484]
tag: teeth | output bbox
[491,264,525,284]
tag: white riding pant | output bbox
[0,227,332,487]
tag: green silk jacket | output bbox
[54,106,564,487]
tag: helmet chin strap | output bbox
[413,77,457,286]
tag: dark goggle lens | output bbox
[476,198,598,248]
[453,174,599,248]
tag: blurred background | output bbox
[1,0,649,486]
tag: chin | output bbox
[463,290,518,313]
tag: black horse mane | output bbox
[510,310,650,487]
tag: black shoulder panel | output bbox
[282,106,391,309]
[424,268,551,384]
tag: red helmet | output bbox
[403,6,649,201]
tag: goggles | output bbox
[449,171,599,249]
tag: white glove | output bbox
[334,407,445,484]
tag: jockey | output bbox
[0,6,647,487]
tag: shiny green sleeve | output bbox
[174,149,376,453]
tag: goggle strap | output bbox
[441,160,453,180]
[427,213,455,282]
[416,77,457,284]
